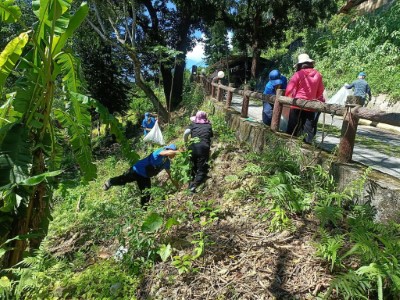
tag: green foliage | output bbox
[170,149,192,185]
[171,231,209,275]
[315,229,345,271]
[181,80,206,116]
[203,20,230,66]
[141,212,163,233]
[0,275,12,299]
[304,3,400,100]
[267,205,293,232]
[157,243,172,262]
[191,199,220,227]
[172,254,194,275]
[209,110,236,144]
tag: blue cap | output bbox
[269,70,283,86]
[358,72,366,77]
[269,69,281,80]
[164,144,177,150]
[145,112,150,116]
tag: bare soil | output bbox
[138,142,333,300]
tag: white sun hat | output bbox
[294,53,314,67]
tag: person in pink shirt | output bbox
[285,53,325,144]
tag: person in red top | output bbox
[285,53,325,144]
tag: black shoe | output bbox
[189,186,197,193]
[103,180,111,191]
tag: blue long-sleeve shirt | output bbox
[346,79,371,99]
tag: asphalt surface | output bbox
[230,95,400,179]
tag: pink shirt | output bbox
[285,68,325,102]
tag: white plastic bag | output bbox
[327,84,353,106]
[143,120,165,145]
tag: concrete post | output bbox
[225,83,234,108]
[241,85,250,118]
[271,89,284,132]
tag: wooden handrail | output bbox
[202,75,400,127]
[199,75,400,163]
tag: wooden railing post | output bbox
[270,89,284,132]
[241,85,250,118]
[225,83,234,108]
[211,79,216,98]
[217,80,223,101]
[338,96,362,162]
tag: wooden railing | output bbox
[199,75,400,163]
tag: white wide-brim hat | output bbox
[294,53,314,67]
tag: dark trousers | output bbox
[189,144,210,188]
[109,168,151,205]
[262,103,274,126]
[286,109,320,144]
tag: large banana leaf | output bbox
[0,32,29,94]
[0,122,32,188]
[0,93,22,128]
[0,0,21,23]
[54,106,96,182]
[56,52,81,92]
[32,0,71,24]
[71,92,140,164]
[13,69,42,117]
[32,0,74,48]
[52,2,88,55]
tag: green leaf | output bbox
[20,170,63,186]
[0,188,17,212]
[0,32,29,94]
[141,213,163,233]
[165,217,180,230]
[52,2,88,55]
[54,107,96,181]
[0,0,22,23]
[71,92,139,164]
[0,248,6,259]
[0,123,32,187]
[56,52,81,92]
[157,244,172,262]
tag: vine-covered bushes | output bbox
[303,2,400,100]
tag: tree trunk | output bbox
[125,49,169,122]
[4,149,49,268]
[251,43,260,80]
[161,55,186,112]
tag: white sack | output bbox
[143,120,165,145]
[327,84,353,106]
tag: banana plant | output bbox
[0,0,137,268]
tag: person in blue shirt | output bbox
[142,112,156,136]
[345,72,371,106]
[262,70,287,125]
[103,144,179,206]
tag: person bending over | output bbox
[183,111,213,193]
[103,144,179,206]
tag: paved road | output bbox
[230,95,400,179]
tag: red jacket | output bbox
[285,69,325,110]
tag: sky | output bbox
[185,31,233,71]
[186,40,206,71]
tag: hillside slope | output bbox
[138,141,331,299]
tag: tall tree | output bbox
[225,0,338,79]
[74,21,130,114]
[203,20,230,66]
[87,0,220,118]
